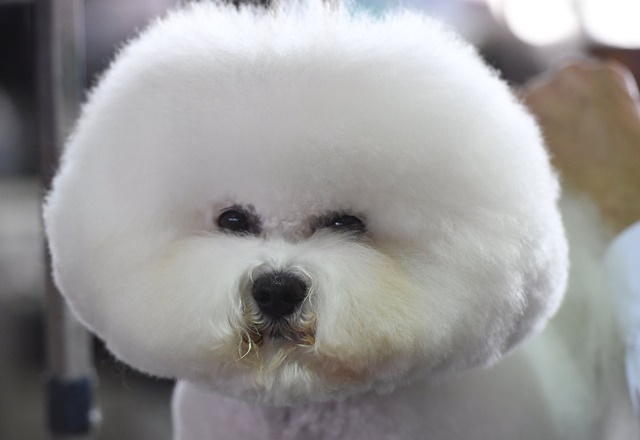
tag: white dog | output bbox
[44,1,636,439]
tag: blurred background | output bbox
[1,0,639,438]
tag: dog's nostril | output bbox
[251,272,308,319]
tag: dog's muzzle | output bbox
[251,271,308,320]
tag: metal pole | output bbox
[36,0,99,438]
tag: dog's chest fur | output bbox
[172,353,559,440]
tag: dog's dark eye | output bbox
[320,214,366,235]
[217,208,259,235]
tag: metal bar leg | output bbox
[36,0,99,438]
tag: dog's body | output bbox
[44,2,637,438]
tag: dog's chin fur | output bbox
[43,1,568,406]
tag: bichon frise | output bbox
[44,1,636,439]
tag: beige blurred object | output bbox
[522,61,640,234]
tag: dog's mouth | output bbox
[245,313,317,345]
[234,321,314,374]
[235,310,374,392]
[238,304,317,363]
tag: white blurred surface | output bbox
[582,0,640,48]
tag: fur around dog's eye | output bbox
[217,209,257,235]
[322,214,366,235]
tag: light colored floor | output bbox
[0,177,173,440]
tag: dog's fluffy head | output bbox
[44,1,567,405]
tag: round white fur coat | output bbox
[44,1,638,439]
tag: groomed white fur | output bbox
[41,1,628,438]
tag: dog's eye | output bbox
[217,208,259,235]
[320,214,366,235]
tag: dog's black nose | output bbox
[252,272,308,319]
